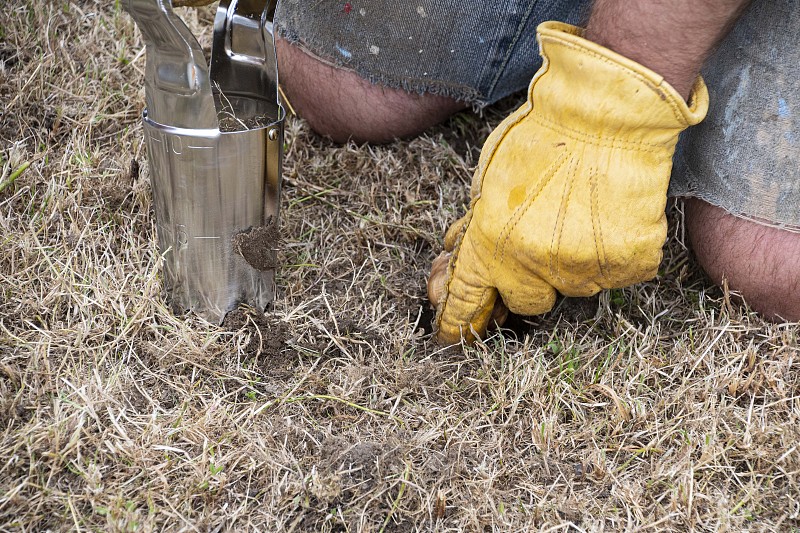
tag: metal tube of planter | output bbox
[125,0,284,323]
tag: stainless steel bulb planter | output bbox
[125,0,284,323]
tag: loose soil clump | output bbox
[232,216,281,271]
[222,307,285,359]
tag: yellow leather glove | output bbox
[428,21,709,345]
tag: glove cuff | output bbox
[531,21,709,143]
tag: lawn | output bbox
[1,1,798,531]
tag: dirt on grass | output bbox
[221,307,285,359]
[1,1,799,532]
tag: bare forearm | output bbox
[586,0,752,99]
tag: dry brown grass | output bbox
[1,1,799,531]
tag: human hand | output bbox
[427,22,709,345]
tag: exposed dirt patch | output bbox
[317,438,398,494]
[231,216,281,271]
[0,41,24,70]
[222,307,285,359]
[290,436,407,530]
[96,180,131,210]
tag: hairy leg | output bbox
[685,198,800,321]
[276,38,467,144]
[587,0,752,99]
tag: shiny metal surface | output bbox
[125,0,284,323]
[125,0,217,128]
[211,0,280,124]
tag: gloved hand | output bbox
[428,21,709,345]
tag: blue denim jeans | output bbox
[275,0,800,226]
[275,0,591,105]
[670,0,800,227]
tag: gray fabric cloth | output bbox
[670,0,800,227]
[275,0,800,226]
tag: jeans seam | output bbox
[485,0,539,100]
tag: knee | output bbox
[276,38,466,144]
[685,198,800,321]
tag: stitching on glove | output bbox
[549,157,577,280]
[590,168,609,281]
[539,36,689,126]
[468,284,495,332]
[436,209,474,331]
[436,105,535,340]
[493,152,568,264]
[473,104,533,197]
[529,113,673,152]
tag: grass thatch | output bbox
[1,1,798,531]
